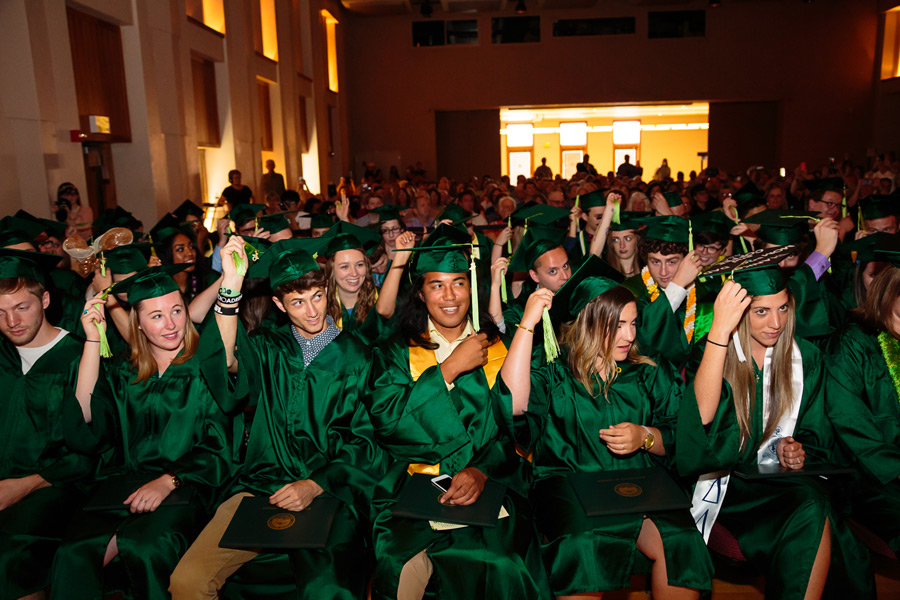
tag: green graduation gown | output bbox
[0,333,94,600]
[497,357,712,595]
[363,335,550,600]
[337,303,393,345]
[677,337,873,600]
[214,321,387,599]
[50,341,237,600]
[621,274,695,368]
[826,324,900,552]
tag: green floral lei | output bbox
[877,331,900,405]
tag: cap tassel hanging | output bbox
[575,195,586,255]
[507,216,513,255]
[611,197,621,225]
[469,247,480,332]
[542,307,560,363]
[500,266,508,304]
[94,284,116,358]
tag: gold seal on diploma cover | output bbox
[267,513,296,530]
[614,482,643,497]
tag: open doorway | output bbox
[81,142,117,216]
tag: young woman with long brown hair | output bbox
[500,279,712,600]
[51,265,235,600]
[680,266,872,599]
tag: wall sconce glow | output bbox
[505,123,534,147]
[322,10,339,93]
[613,120,641,145]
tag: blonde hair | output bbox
[562,286,655,398]
[324,251,377,325]
[722,290,796,448]
[128,296,199,383]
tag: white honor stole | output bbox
[690,338,804,543]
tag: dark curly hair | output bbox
[637,237,688,262]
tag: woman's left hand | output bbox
[776,436,806,470]
[600,422,644,454]
[124,475,176,514]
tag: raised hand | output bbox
[521,288,553,331]
[708,280,750,344]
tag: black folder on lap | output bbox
[391,474,507,528]
[218,495,341,550]
[83,475,193,511]
[567,466,690,517]
[733,462,855,479]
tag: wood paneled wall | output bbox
[191,56,220,147]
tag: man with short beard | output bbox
[0,249,93,600]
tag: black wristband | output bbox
[216,293,243,305]
[706,338,729,348]
[214,303,240,316]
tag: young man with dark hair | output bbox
[364,243,549,600]
[170,237,385,599]
[0,249,93,600]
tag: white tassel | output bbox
[732,332,747,363]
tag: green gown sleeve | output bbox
[787,264,835,340]
[635,291,690,368]
[826,326,900,484]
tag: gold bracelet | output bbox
[515,323,534,334]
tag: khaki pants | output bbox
[397,550,433,600]
[169,492,256,600]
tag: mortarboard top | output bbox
[0,248,63,285]
[94,207,142,235]
[839,232,892,264]
[803,177,844,194]
[635,215,689,245]
[735,181,763,199]
[0,216,45,242]
[149,214,191,246]
[246,238,321,289]
[576,190,606,211]
[742,209,818,246]
[507,226,567,274]
[549,255,625,323]
[408,244,471,277]
[610,211,650,232]
[421,222,473,248]
[112,264,190,306]
[105,243,152,274]
[369,205,408,223]
[317,221,383,257]
[691,210,736,239]
[860,195,898,221]
[662,191,683,208]
[435,203,473,226]
[225,204,267,226]
[13,210,68,241]
[874,233,900,269]
[510,202,571,227]
[257,213,291,234]
[310,213,336,230]
[703,245,797,296]
[172,200,205,220]
[0,229,37,249]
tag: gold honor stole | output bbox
[406,340,508,476]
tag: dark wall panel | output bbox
[435,110,501,184]
[708,101,778,173]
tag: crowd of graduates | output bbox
[1,154,899,600]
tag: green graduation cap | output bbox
[507,226,566,274]
[0,216,45,243]
[172,200,205,221]
[803,177,844,193]
[257,213,291,234]
[421,222,473,248]
[318,221,383,256]
[662,191,683,208]
[635,215,690,245]
[549,255,625,323]
[610,211,650,232]
[731,264,787,297]
[245,238,321,288]
[742,209,817,246]
[860,195,897,221]
[0,248,62,285]
[435,203,473,226]
[310,213,336,230]
[691,210,736,239]
[410,244,471,277]
[13,211,68,241]
[94,206,142,235]
[150,213,191,245]
[0,229,37,249]
[105,243,152,274]
[874,234,900,269]
[226,204,267,226]
[575,190,606,210]
[369,205,408,223]
[510,202,571,227]
[839,232,891,264]
[112,264,190,306]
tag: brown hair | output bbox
[0,277,45,299]
[128,294,198,384]
[324,250,377,325]
[859,265,900,337]
[638,237,688,263]
[274,269,327,299]
[562,286,655,398]
[722,290,796,448]
[604,230,644,276]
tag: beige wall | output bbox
[0,0,348,224]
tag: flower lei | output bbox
[641,266,697,342]
[877,331,900,405]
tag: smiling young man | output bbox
[363,243,549,600]
[170,237,386,599]
[0,249,94,600]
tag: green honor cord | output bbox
[469,252,480,332]
[542,307,560,363]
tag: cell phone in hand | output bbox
[431,474,452,494]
